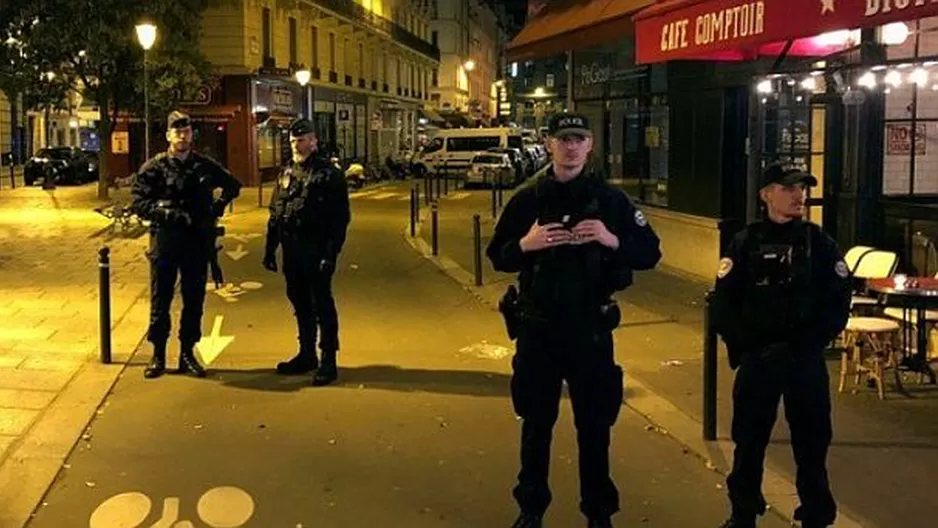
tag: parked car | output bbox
[24,147,95,186]
[467,152,513,188]
[486,147,527,185]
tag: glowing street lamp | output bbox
[136,21,158,160]
[464,59,476,72]
[295,69,311,86]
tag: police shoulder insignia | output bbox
[634,209,647,227]
[717,257,734,279]
[835,260,849,278]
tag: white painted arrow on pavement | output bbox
[225,244,249,261]
[227,233,262,243]
[196,316,234,366]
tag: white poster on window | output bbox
[886,123,926,155]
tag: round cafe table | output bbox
[867,277,938,384]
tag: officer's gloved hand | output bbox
[212,200,228,218]
[319,259,335,275]
[263,252,278,272]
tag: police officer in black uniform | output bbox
[131,110,242,379]
[264,118,350,387]
[487,113,661,528]
[712,164,851,528]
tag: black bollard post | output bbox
[702,290,717,441]
[431,202,439,256]
[98,246,112,364]
[436,167,442,198]
[410,185,417,237]
[473,213,482,286]
[491,171,497,219]
[257,177,263,208]
[497,170,504,210]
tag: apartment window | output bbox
[432,68,438,87]
[289,18,297,64]
[311,27,319,69]
[358,42,364,78]
[546,74,555,88]
[262,8,272,59]
[396,58,401,87]
[329,33,336,70]
[432,31,438,47]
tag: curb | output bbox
[400,213,871,528]
[0,290,149,527]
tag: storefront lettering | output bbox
[660,1,765,52]
[866,0,938,17]
[580,63,612,85]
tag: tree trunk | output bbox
[97,90,110,200]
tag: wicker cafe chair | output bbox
[839,316,904,400]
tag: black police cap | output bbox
[167,110,191,130]
[762,164,818,188]
[547,113,592,138]
[289,118,315,137]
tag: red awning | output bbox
[507,0,655,63]
[634,0,938,64]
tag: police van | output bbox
[411,127,525,178]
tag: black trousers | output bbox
[282,244,339,354]
[727,350,836,525]
[146,229,209,346]
[510,322,623,519]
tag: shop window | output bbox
[882,16,938,196]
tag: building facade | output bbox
[508,0,938,281]
[429,0,505,122]
[105,0,440,185]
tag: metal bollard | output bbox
[410,185,417,237]
[257,178,264,208]
[491,172,497,219]
[473,213,482,286]
[436,169,442,198]
[702,290,717,441]
[431,202,439,256]
[98,246,112,364]
[497,170,504,210]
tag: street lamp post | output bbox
[295,68,311,119]
[135,22,157,160]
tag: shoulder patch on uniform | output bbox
[717,257,734,279]
[634,209,647,227]
[835,260,849,278]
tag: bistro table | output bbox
[867,277,938,384]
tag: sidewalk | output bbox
[408,201,938,528]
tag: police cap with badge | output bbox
[547,113,593,139]
[761,164,817,189]
[289,118,315,137]
[167,110,191,131]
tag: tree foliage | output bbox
[0,0,226,197]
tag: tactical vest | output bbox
[741,222,814,345]
[521,174,613,318]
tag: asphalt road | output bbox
[24,181,790,528]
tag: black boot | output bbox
[312,349,337,386]
[511,513,542,528]
[276,350,319,375]
[177,343,207,377]
[718,517,756,528]
[144,342,167,379]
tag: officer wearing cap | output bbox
[711,164,851,528]
[263,118,350,386]
[131,110,242,379]
[487,113,661,528]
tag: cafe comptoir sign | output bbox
[657,0,938,55]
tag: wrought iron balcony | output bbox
[312,0,441,61]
